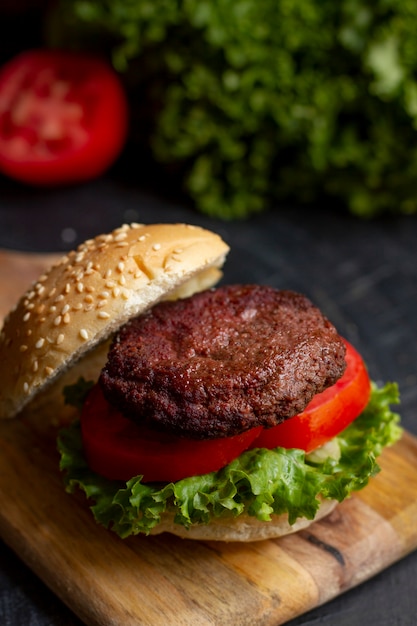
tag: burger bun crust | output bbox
[150,499,338,541]
[0,223,229,419]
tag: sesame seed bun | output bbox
[0,223,229,419]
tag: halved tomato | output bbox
[250,340,371,453]
[80,385,262,483]
[0,49,128,186]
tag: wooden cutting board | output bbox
[1,250,417,626]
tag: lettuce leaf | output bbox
[57,382,401,538]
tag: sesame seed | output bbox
[114,232,127,242]
[121,289,130,300]
[63,313,71,324]
[138,235,146,241]
[152,243,161,251]
[62,304,70,314]
[64,283,71,294]
[23,312,31,322]
[84,304,94,312]
[85,285,95,293]
[97,300,107,308]
[54,315,62,326]
[23,382,29,394]
[49,288,57,297]
[80,329,89,340]
[76,282,84,293]
[49,305,57,313]
[56,334,65,345]
[116,242,128,248]
[35,338,45,349]
[119,275,126,286]
[117,262,125,273]
[98,291,109,299]
[84,295,94,303]
[105,280,116,288]
[97,311,110,319]
[73,303,83,310]
[45,366,54,376]
[112,287,120,297]
[55,294,64,302]
[20,345,28,352]
[32,360,38,372]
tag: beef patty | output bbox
[99,285,346,439]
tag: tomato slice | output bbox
[0,49,128,186]
[250,340,371,453]
[80,339,370,482]
[80,385,262,483]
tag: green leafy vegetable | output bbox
[63,377,94,411]
[46,0,417,219]
[57,382,401,538]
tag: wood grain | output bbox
[1,251,417,626]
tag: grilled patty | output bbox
[99,285,346,439]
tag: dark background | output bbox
[0,4,416,625]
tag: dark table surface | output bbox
[0,161,416,625]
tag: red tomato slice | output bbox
[80,385,263,483]
[250,340,371,453]
[0,49,128,186]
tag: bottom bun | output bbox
[149,499,338,542]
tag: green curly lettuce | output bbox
[46,0,417,219]
[57,382,401,538]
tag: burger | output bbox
[0,223,401,541]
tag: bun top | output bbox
[0,223,229,419]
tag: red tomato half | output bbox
[250,340,371,453]
[0,49,128,186]
[80,385,262,483]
